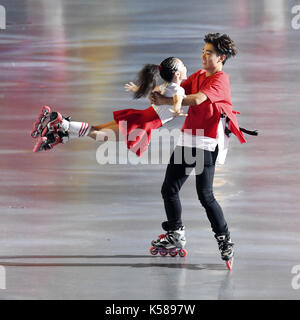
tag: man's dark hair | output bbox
[204,33,238,65]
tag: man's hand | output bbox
[149,92,171,105]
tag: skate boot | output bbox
[215,234,234,270]
[151,221,170,246]
[150,226,187,258]
[30,106,70,152]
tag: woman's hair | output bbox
[204,33,238,65]
[134,57,179,99]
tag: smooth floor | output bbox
[0,0,300,299]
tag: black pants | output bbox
[161,145,229,236]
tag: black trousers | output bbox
[161,145,229,236]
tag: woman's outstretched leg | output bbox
[88,120,120,141]
[90,120,117,131]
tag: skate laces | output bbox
[216,236,234,253]
[160,231,179,245]
[155,226,185,244]
[166,229,185,245]
[219,241,232,253]
[165,232,176,244]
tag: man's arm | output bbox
[182,91,207,106]
[150,91,207,106]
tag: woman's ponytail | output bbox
[134,64,159,99]
[133,57,179,99]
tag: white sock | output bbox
[63,120,91,139]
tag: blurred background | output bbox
[0,0,300,299]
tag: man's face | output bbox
[201,43,224,71]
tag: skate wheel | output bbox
[33,121,43,133]
[41,106,51,115]
[30,129,39,138]
[34,120,40,127]
[33,137,48,153]
[226,257,234,270]
[33,120,41,130]
[159,249,168,256]
[169,249,177,257]
[179,249,187,258]
[150,247,158,256]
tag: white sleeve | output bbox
[173,86,186,98]
[159,83,168,95]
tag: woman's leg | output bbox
[64,119,117,141]
[91,120,117,131]
[88,120,120,141]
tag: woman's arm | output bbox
[173,94,183,113]
[124,82,139,92]
[170,94,187,117]
[125,82,161,94]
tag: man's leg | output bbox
[161,146,194,230]
[195,146,229,236]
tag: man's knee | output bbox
[161,181,180,200]
[198,189,215,207]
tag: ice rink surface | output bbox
[0,0,300,299]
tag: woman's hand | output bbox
[124,82,139,93]
[169,108,188,117]
[171,94,187,117]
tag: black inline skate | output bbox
[215,234,234,270]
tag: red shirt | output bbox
[181,69,246,143]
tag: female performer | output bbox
[31,57,187,157]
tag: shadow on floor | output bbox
[0,255,227,271]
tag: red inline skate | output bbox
[30,106,70,152]
[150,226,188,258]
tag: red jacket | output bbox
[181,69,246,144]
